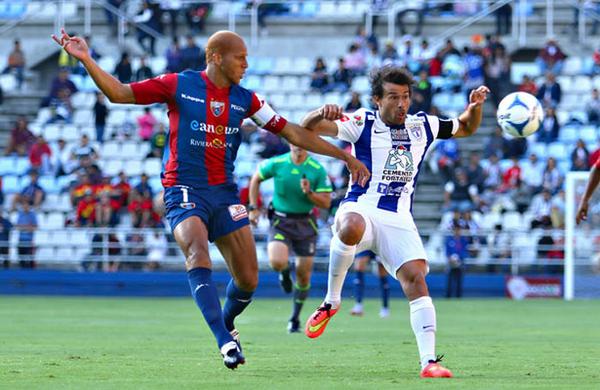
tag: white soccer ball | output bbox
[496,92,544,137]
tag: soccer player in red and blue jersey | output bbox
[52,29,370,369]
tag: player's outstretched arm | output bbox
[300,104,343,136]
[577,165,600,224]
[454,86,490,138]
[248,171,262,226]
[279,123,370,187]
[51,28,135,104]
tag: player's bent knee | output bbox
[337,213,366,245]
[269,257,288,272]
[234,273,258,292]
[185,252,211,270]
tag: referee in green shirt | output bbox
[249,144,332,333]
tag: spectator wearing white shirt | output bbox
[520,153,544,194]
[146,230,168,271]
[529,189,553,228]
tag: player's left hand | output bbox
[345,154,371,187]
[318,104,344,121]
[576,201,589,225]
[468,86,490,108]
[51,28,90,61]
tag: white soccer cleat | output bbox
[379,307,390,318]
[350,303,364,316]
[220,340,245,370]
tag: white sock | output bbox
[409,296,437,369]
[324,235,357,308]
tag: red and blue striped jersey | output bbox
[130,70,287,189]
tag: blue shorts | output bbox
[355,250,376,260]
[163,185,249,242]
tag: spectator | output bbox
[16,201,37,268]
[96,191,119,227]
[86,232,120,272]
[29,136,52,174]
[345,91,363,113]
[123,232,146,270]
[328,58,352,93]
[165,37,183,73]
[571,139,590,171]
[75,188,97,226]
[536,72,562,108]
[93,92,108,143]
[135,173,153,200]
[50,139,75,177]
[499,157,521,193]
[70,173,94,206]
[135,56,154,81]
[114,52,132,83]
[436,138,460,182]
[488,224,511,272]
[128,192,153,228]
[46,67,78,104]
[160,0,182,38]
[428,52,443,76]
[586,88,600,124]
[47,88,74,124]
[180,35,205,71]
[147,123,167,158]
[414,39,435,72]
[521,153,544,194]
[591,47,600,76]
[71,134,99,165]
[0,211,12,268]
[185,2,211,34]
[551,189,566,228]
[111,171,131,210]
[137,107,157,141]
[483,154,502,192]
[5,116,35,156]
[354,26,378,55]
[444,169,479,212]
[466,152,485,192]
[11,170,45,211]
[310,57,329,92]
[134,1,162,56]
[398,35,417,70]
[410,69,432,114]
[445,223,468,298]
[536,38,566,75]
[518,74,538,96]
[529,189,553,228]
[439,38,461,60]
[542,157,563,195]
[485,46,511,107]
[2,39,25,89]
[381,41,399,64]
[365,44,382,70]
[537,106,560,143]
[495,3,512,35]
[344,43,367,76]
[512,178,531,214]
[463,46,485,103]
[257,130,288,159]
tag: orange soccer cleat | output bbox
[420,356,453,378]
[304,302,339,339]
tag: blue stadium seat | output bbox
[255,58,274,75]
[39,176,59,194]
[149,176,162,195]
[547,143,569,160]
[580,125,598,145]
[2,175,19,194]
[559,125,579,143]
[0,157,15,175]
[14,157,30,175]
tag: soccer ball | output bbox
[496,92,544,137]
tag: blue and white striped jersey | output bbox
[335,108,458,214]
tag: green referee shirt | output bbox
[258,152,333,214]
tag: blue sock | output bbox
[187,267,233,348]
[380,276,390,309]
[354,271,364,303]
[222,279,254,331]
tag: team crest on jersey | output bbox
[228,204,248,221]
[407,123,423,140]
[384,146,414,172]
[210,101,225,117]
[353,114,364,127]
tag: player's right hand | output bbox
[576,201,589,225]
[345,154,370,187]
[318,104,344,121]
[249,209,260,227]
[51,28,90,62]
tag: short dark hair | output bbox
[370,66,414,99]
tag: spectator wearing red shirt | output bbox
[29,136,52,174]
[128,191,153,227]
[500,157,522,192]
[70,173,94,206]
[5,116,35,156]
[536,38,566,75]
[518,74,538,96]
[76,189,97,226]
[112,171,131,209]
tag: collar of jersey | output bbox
[375,111,405,130]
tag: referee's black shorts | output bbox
[268,211,318,257]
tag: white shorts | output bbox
[333,202,428,279]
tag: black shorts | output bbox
[269,213,318,257]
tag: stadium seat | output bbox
[510,62,540,84]
[149,176,162,195]
[73,109,93,126]
[0,74,16,91]
[269,92,286,108]
[556,76,572,91]
[2,175,19,194]
[352,77,370,94]
[547,143,569,160]
[295,57,313,75]
[34,230,51,246]
[503,212,523,231]
[528,142,548,159]
[124,160,143,176]
[480,212,502,230]
[580,125,598,145]
[305,93,324,110]
[103,159,123,177]
[323,92,343,106]
[98,57,116,72]
[287,93,305,108]
[274,57,294,75]
[558,159,570,173]
[14,158,30,175]
[39,176,59,194]
[44,124,62,142]
[280,76,300,92]
[55,247,75,262]
[150,57,167,75]
[43,212,66,230]
[35,247,54,262]
[144,158,162,176]
[102,141,121,159]
[242,75,262,90]
[255,57,274,75]
[559,125,580,143]
[318,1,336,16]
[572,76,591,93]
[121,142,140,159]
[564,57,583,76]
[0,157,14,175]
[107,110,127,127]
[262,76,280,93]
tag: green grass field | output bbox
[1,297,599,389]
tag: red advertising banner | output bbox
[505,276,562,300]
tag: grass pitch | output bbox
[1,296,599,389]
